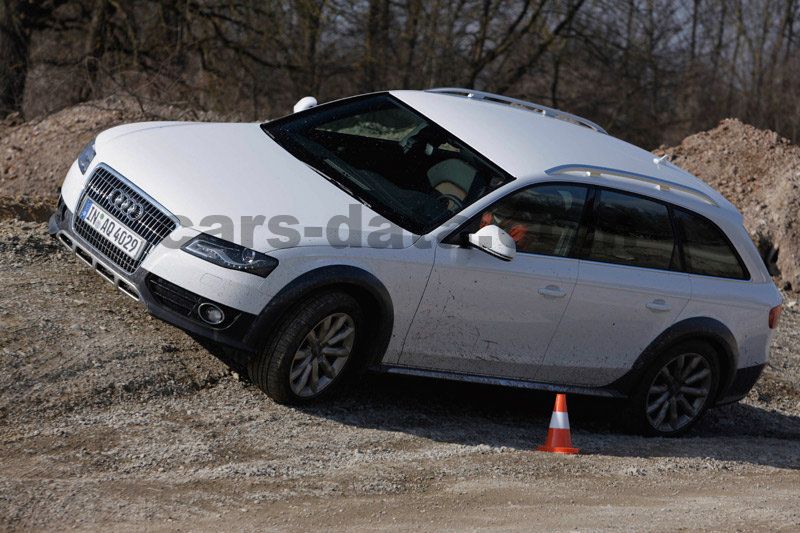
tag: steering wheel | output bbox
[401,133,423,155]
[437,192,464,211]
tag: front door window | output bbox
[478,184,588,257]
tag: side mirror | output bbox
[467,224,516,261]
[293,96,318,113]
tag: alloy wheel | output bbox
[645,352,713,433]
[289,312,355,397]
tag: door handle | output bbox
[538,285,566,298]
[646,299,672,312]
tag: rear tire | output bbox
[248,291,365,404]
[631,340,720,437]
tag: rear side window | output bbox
[587,190,678,270]
[674,209,748,280]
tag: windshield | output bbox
[263,94,513,235]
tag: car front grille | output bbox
[73,165,176,273]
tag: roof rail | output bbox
[426,87,607,135]
[546,164,719,207]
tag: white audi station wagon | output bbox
[50,88,782,436]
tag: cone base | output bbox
[536,445,579,454]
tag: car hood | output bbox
[94,121,416,252]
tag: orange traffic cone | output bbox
[537,393,579,454]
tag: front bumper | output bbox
[49,201,259,354]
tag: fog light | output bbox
[198,302,225,325]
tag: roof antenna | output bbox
[653,153,671,166]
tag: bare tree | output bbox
[0,0,66,115]
[3,0,800,148]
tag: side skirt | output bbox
[374,365,627,398]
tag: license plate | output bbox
[79,199,145,260]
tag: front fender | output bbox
[243,265,394,365]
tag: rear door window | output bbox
[674,209,748,280]
[586,189,678,270]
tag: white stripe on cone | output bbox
[549,411,570,430]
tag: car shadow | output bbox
[191,335,250,375]
[194,343,800,470]
[289,372,800,470]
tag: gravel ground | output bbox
[1,220,799,530]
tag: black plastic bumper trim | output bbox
[717,363,766,404]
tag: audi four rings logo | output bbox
[108,189,144,221]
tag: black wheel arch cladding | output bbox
[243,265,394,366]
[610,316,739,400]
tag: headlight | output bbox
[77,140,96,174]
[183,234,278,277]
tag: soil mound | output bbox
[0,97,230,201]
[0,196,53,222]
[658,118,800,290]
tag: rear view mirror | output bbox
[468,224,516,261]
[293,96,318,113]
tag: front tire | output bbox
[248,291,364,404]
[631,340,720,437]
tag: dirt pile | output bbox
[0,96,231,201]
[0,196,53,222]
[659,118,800,290]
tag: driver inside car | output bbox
[479,209,529,248]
